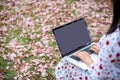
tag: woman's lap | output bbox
[55,58,92,80]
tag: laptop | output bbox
[52,18,98,70]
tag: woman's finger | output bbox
[90,46,99,54]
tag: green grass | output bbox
[0,56,16,80]
[46,67,55,80]
[34,38,40,42]
[97,33,102,39]
[0,5,4,10]
[0,14,3,19]
[5,69,16,80]
[4,49,9,54]
[29,66,35,71]
[6,28,21,39]
[6,30,13,43]
[47,67,54,74]
[11,9,16,15]
[72,9,76,16]
[49,42,57,48]
[23,13,28,18]
[48,31,53,36]
[0,57,8,69]
[13,30,20,38]
[66,0,75,5]
[35,25,41,29]
[19,36,30,45]
[31,13,36,17]
[23,56,35,63]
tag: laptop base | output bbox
[64,43,98,70]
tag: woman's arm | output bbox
[75,35,120,79]
[88,37,120,79]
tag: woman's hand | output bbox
[90,44,99,54]
[74,51,94,66]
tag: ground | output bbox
[0,0,112,80]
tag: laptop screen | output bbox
[53,18,92,57]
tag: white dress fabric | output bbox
[55,27,120,80]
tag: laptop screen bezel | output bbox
[52,18,92,57]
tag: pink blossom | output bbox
[8,53,16,61]
[38,48,44,53]
[31,59,40,65]
[41,70,48,77]
[18,53,23,58]
[43,64,48,69]
[41,36,49,45]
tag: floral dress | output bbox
[55,27,120,80]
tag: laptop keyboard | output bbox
[84,49,95,54]
[70,55,81,61]
[70,49,95,61]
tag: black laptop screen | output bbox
[53,19,92,57]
